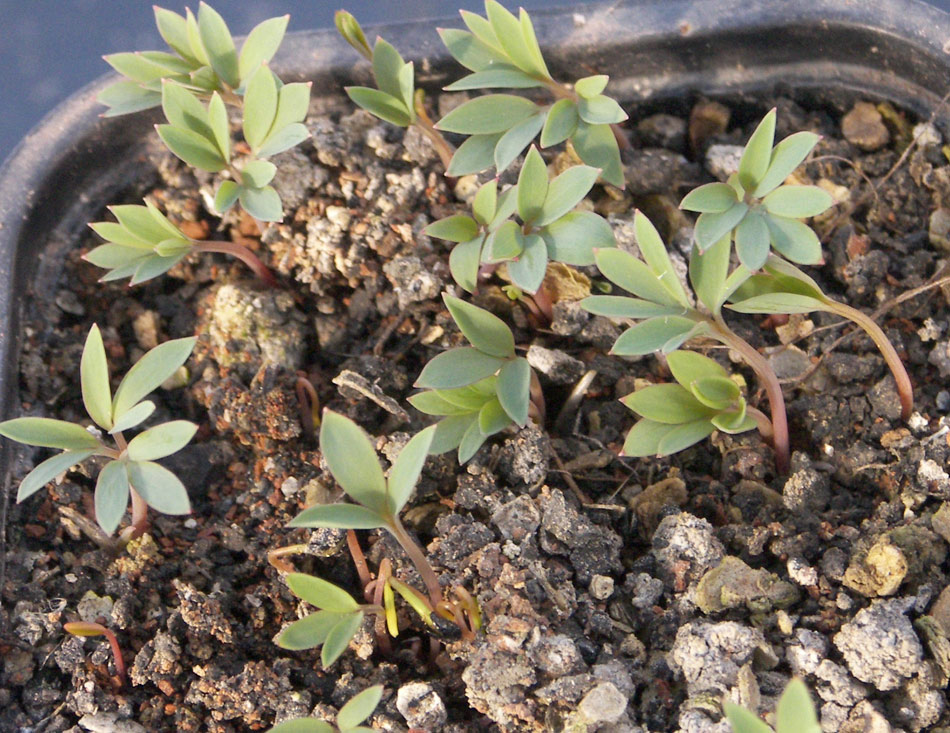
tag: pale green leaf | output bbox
[238,185,283,222]
[152,237,190,258]
[446,133,502,176]
[338,685,384,730]
[436,94,539,134]
[197,1,239,88]
[461,9,502,50]
[126,421,197,461]
[688,236,731,312]
[425,215,479,243]
[0,417,99,451]
[738,109,776,191]
[667,350,729,386]
[622,383,715,423]
[680,182,739,213]
[95,460,130,535]
[478,397,511,436]
[734,212,771,270]
[268,718,334,733]
[184,8,211,67]
[276,609,348,650]
[490,185,519,229]
[335,10,372,59]
[712,406,756,435]
[81,325,112,430]
[485,0,543,77]
[243,65,278,150]
[435,381,494,411]
[536,165,599,227]
[415,348,505,389]
[256,123,310,158]
[497,358,530,425]
[657,419,716,455]
[621,419,677,458]
[97,259,149,283]
[580,296,685,319]
[287,573,359,612]
[157,124,227,171]
[130,254,184,285]
[387,426,436,513]
[663,321,706,353]
[322,612,363,667]
[766,215,822,264]
[594,248,680,305]
[127,460,191,515]
[487,220,524,262]
[445,294,515,358]
[776,679,819,733]
[89,219,152,249]
[542,210,615,266]
[109,401,156,434]
[408,391,472,416]
[762,186,833,218]
[238,15,289,82]
[575,75,608,99]
[634,211,691,306]
[728,292,826,314]
[155,7,196,64]
[693,202,749,251]
[753,131,820,197]
[473,181,497,225]
[516,146,548,223]
[111,204,177,246]
[289,503,387,530]
[17,450,95,503]
[437,28,504,72]
[577,95,627,125]
[445,67,542,91]
[571,121,624,188]
[271,83,312,133]
[763,255,824,293]
[458,418,489,463]
[690,376,740,409]
[97,81,163,117]
[540,99,579,148]
[346,87,411,127]
[113,337,196,419]
[494,113,546,173]
[508,233,548,293]
[320,410,387,514]
[161,81,213,140]
[449,236,484,293]
[240,159,276,188]
[105,52,182,84]
[610,316,697,355]
[518,7,550,79]
[723,701,773,733]
[214,180,239,215]
[371,38,406,100]
[207,92,230,160]
[430,415,475,454]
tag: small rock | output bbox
[932,502,950,544]
[491,495,541,543]
[787,629,828,676]
[783,461,831,513]
[396,682,447,730]
[834,598,923,690]
[577,682,627,725]
[919,459,950,495]
[842,102,890,151]
[550,300,590,336]
[627,572,664,609]
[688,99,731,151]
[526,344,586,385]
[937,390,950,412]
[383,256,443,309]
[814,659,867,706]
[929,585,950,636]
[843,535,908,597]
[668,621,769,695]
[787,556,819,587]
[530,635,585,677]
[590,575,615,600]
[891,668,945,731]
[929,340,950,377]
[704,144,744,181]
[637,113,687,151]
[694,556,799,613]
[624,149,698,195]
[913,121,942,146]
[841,700,891,733]
[929,208,950,253]
[867,376,902,421]
[767,345,813,380]
[76,591,114,623]
[652,512,725,589]
[78,714,147,733]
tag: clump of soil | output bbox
[2,80,950,733]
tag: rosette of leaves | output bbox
[436,0,627,185]
[98,3,290,116]
[621,350,758,457]
[426,148,615,293]
[725,678,820,733]
[0,325,196,535]
[269,684,383,733]
[727,254,914,419]
[411,295,534,461]
[86,202,197,284]
[680,108,833,270]
[156,68,310,221]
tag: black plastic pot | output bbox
[1,0,950,521]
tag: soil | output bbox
[2,83,950,733]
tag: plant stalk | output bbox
[113,431,150,539]
[413,92,455,171]
[195,240,277,288]
[823,300,913,421]
[708,315,790,474]
[388,517,443,609]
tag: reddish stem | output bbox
[194,240,277,288]
[63,622,127,686]
[346,530,374,591]
[295,375,320,441]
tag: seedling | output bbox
[335,11,454,170]
[437,0,628,185]
[411,294,540,462]
[681,108,833,270]
[269,684,383,733]
[425,147,615,293]
[63,621,127,686]
[86,201,276,286]
[277,411,480,666]
[99,3,311,222]
[0,325,196,539]
[724,677,820,733]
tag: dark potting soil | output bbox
[2,86,950,732]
